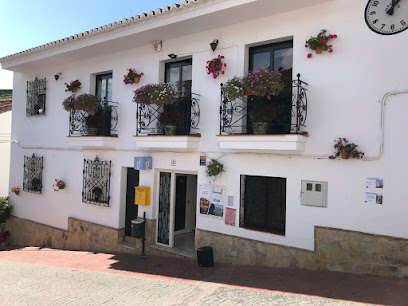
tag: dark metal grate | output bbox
[23,154,44,194]
[220,74,307,135]
[82,156,111,207]
[240,175,286,235]
[26,77,46,116]
[157,172,171,245]
[69,102,118,136]
[136,94,200,135]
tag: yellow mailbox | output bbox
[134,186,151,206]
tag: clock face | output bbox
[365,0,408,35]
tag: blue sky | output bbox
[0,0,176,89]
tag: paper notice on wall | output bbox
[199,185,210,198]
[227,195,234,208]
[225,208,236,226]
[365,192,383,205]
[199,184,226,218]
[366,178,384,189]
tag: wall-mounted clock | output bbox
[365,0,408,35]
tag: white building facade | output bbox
[1,0,408,277]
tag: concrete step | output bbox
[150,245,195,259]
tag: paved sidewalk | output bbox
[0,247,408,305]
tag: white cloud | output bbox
[0,69,13,90]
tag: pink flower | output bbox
[141,73,144,76]
[305,44,308,48]
[221,56,224,59]
[224,63,227,67]
[222,71,225,74]
[307,53,312,59]
[334,34,338,38]
[329,49,333,53]
[129,69,132,72]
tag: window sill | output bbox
[240,225,285,237]
[67,135,118,149]
[134,134,201,151]
[217,133,308,152]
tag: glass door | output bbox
[249,41,293,134]
[96,73,113,102]
[164,59,193,135]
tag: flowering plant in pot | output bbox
[123,69,144,85]
[0,196,12,222]
[85,114,102,135]
[248,104,277,134]
[62,95,76,112]
[159,111,182,135]
[329,138,364,159]
[10,187,20,195]
[133,83,178,105]
[305,29,337,58]
[206,55,226,79]
[242,69,285,98]
[65,80,81,93]
[73,94,101,115]
[53,179,65,191]
[223,77,245,101]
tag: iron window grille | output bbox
[69,101,118,136]
[82,156,111,207]
[240,175,286,235]
[26,77,46,116]
[220,74,307,135]
[136,94,200,135]
[23,154,44,194]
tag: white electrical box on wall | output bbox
[301,180,328,208]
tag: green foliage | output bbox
[62,94,101,115]
[206,159,225,177]
[133,83,178,105]
[0,197,13,224]
[0,90,12,99]
[223,77,245,101]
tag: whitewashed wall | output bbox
[0,111,11,197]
[7,0,408,250]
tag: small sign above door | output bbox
[134,157,152,170]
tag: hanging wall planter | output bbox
[206,159,225,177]
[206,55,226,79]
[305,29,337,58]
[329,138,364,160]
[124,69,144,85]
[65,80,81,93]
[53,179,65,191]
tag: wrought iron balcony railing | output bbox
[136,94,200,136]
[220,74,308,135]
[69,102,118,136]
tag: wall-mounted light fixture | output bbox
[54,72,62,81]
[168,53,177,59]
[210,39,219,52]
[153,40,162,53]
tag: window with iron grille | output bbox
[26,77,46,116]
[23,154,44,194]
[82,156,111,207]
[240,175,286,235]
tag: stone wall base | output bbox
[195,227,408,278]
[6,216,156,254]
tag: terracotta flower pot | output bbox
[72,88,78,93]
[133,77,141,84]
[341,148,350,159]
[14,190,19,196]
[315,47,324,54]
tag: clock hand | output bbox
[387,0,401,15]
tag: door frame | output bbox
[154,169,198,248]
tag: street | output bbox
[0,247,407,305]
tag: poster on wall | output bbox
[199,184,226,218]
[365,177,384,189]
[225,208,236,226]
[365,192,383,205]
